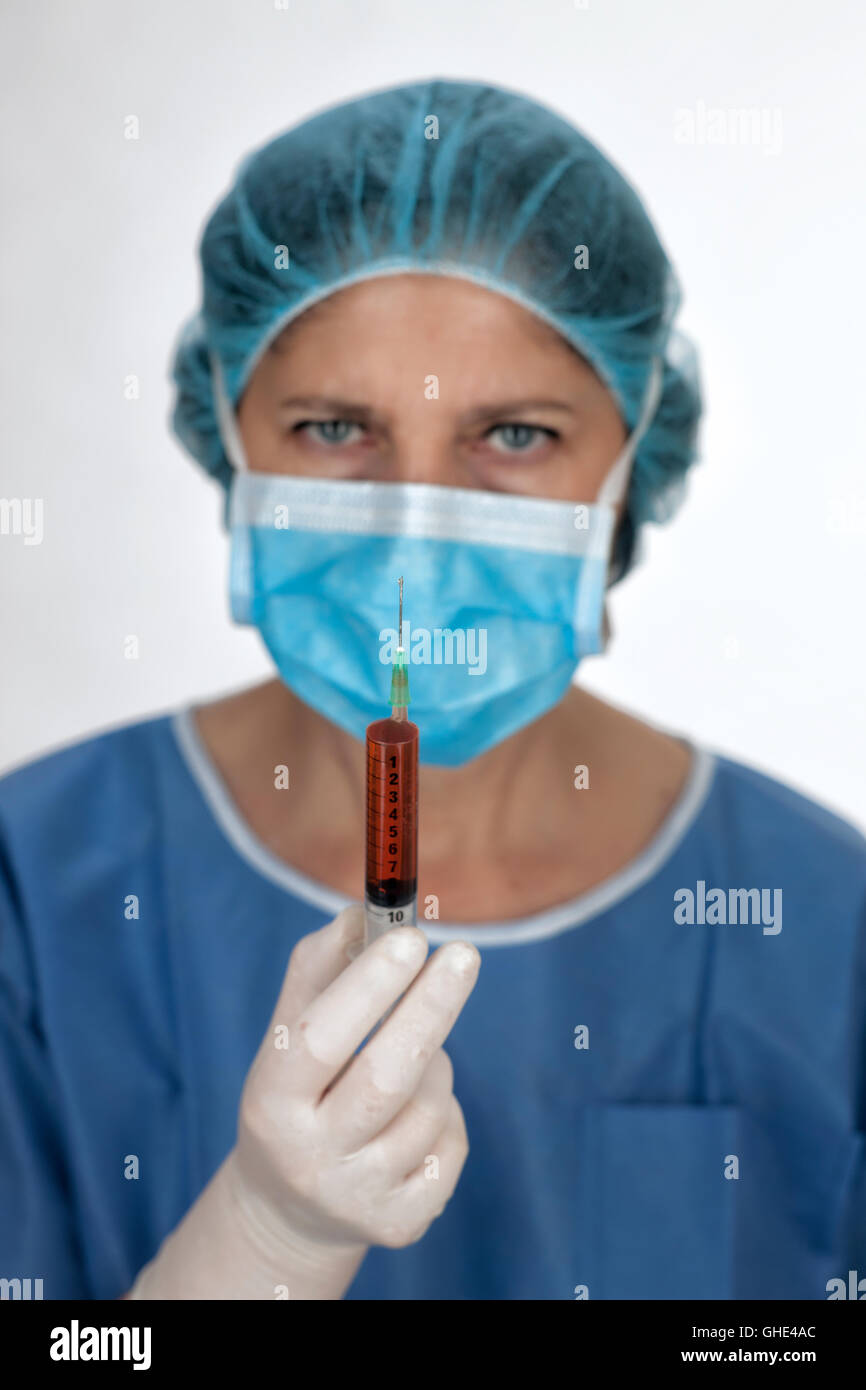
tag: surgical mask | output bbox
[213,357,662,766]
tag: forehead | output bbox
[239,275,619,420]
[268,273,574,355]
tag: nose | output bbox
[387,410,471,489]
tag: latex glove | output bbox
[127,904,479,1298]
[232,903,480,1252]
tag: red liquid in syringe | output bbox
[365,714,419,931]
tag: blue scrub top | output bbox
[0,708,864,1301]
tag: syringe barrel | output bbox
[365,716,419,946]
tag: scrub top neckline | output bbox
[170,704,717,949]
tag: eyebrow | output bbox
[277,395,577,422]
[462,399,577,424]
[278,396,377,419]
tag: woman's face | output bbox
[237,273,627,503]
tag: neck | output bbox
[193,676,693,919]
[270,678,592,854]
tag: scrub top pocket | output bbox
[572,1103,845,1300]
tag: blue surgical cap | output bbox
[171,78,702,579]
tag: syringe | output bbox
[364,577,420,949]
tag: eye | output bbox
[484,423,558,455]
[294,419,366,446]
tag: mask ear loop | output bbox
[211,352,258,621]
[585,356,664,648]
[210,352,249,474]
[596,355,664,510]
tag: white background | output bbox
[1,0,864,830]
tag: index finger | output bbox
[260,926,430,1103]
[249,905,365,1074]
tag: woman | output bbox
[1,79,864,1301]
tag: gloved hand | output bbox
[126,904,480,1299]
[231,902,480,1252]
